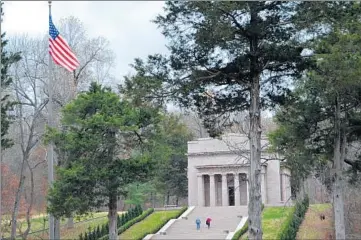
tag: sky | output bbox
[2,1,273,116]
[2,1,169,80]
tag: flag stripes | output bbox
[49,15,79,72]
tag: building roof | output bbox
[188,133,272,156]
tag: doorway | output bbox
[228,186,235,206]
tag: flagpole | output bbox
[0,0,3,238]
[47,1,55,239]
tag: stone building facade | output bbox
[187,134,291,207]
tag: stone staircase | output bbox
[151,206,248,239]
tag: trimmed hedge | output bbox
[277,196,309,240]
[98,208,155,240]
[79,205,143,240]
[231,204,265,240]
[135,206,188,240]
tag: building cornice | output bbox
[187,150,273,157]
[195,163,268,170]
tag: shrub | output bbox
[117,215,121,227]
[124,212,129,222]
[135,207,188,240]
[121,214,126,226]
[78,206,142,240]
[98,208,155,240]
[96,226,101,238]
[277,196,309,240]
[135,204,142,216]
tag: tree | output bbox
[154,114,192,205]
[46,82,160,240]
[124,182,155,207]
[1,32,21,149]
[127,2,311,238]
[6,34,51,240]
[120,69,193,207]
[0,32,21,239]
[54,16,116,230]
[269,26,361,239]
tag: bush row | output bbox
[231,204,265,240]
[79,205,143,240]
[277,196,309,240]
[136,206,188,240]
[98,208,155,240]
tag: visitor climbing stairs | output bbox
[150,206,248,239]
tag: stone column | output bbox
[280,171,285,202]
[234,173,240,206]
[197,174,204,206]
[209,174,216,206]
[221,174,228,206]
[246,175,249,203]
[261,167,267,204]
[282,173,288,202]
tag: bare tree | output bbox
[54,16,116,102]
[179,111,209,138]
[5,15,116,234]
[7,35,48,240]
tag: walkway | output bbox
[152,206,248,239]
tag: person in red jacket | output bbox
[206,217,212,229]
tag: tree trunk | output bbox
[10,173,26,240]
[248,72,262,240]
[166,191,170,205]
[22,161,36,239]
[108,193,118,240]
[247,4,262,239]
[54,218,60,239]
[332,97,346,239]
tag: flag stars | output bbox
[49,17,59,39]
[49,14,79,72]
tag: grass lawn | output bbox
[240,207,293,240]
[119,210,182,240]
[262,207,294,239]
[28,215,108,240]
[296,204,333,240]
[3,212,120,239]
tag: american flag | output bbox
[49,15,79,72]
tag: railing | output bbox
[1,215,108,240]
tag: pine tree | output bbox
[46,83,159,240]
[0,32,21,149]
[124,212,129,223]
[105,223,109,233]
[138,205,143,215]
[129,208,134,219]
[96,225,101,238]
[101,224,106,236]
[269,26,361,240]
[121,214,126,226]
[117,215,121,228]
[124,2,314,238]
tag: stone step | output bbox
[150,206,248,240]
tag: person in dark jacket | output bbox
[206,217,212,229]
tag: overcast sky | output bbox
[3,1,169,80]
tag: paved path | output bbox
[152,206,248,239]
